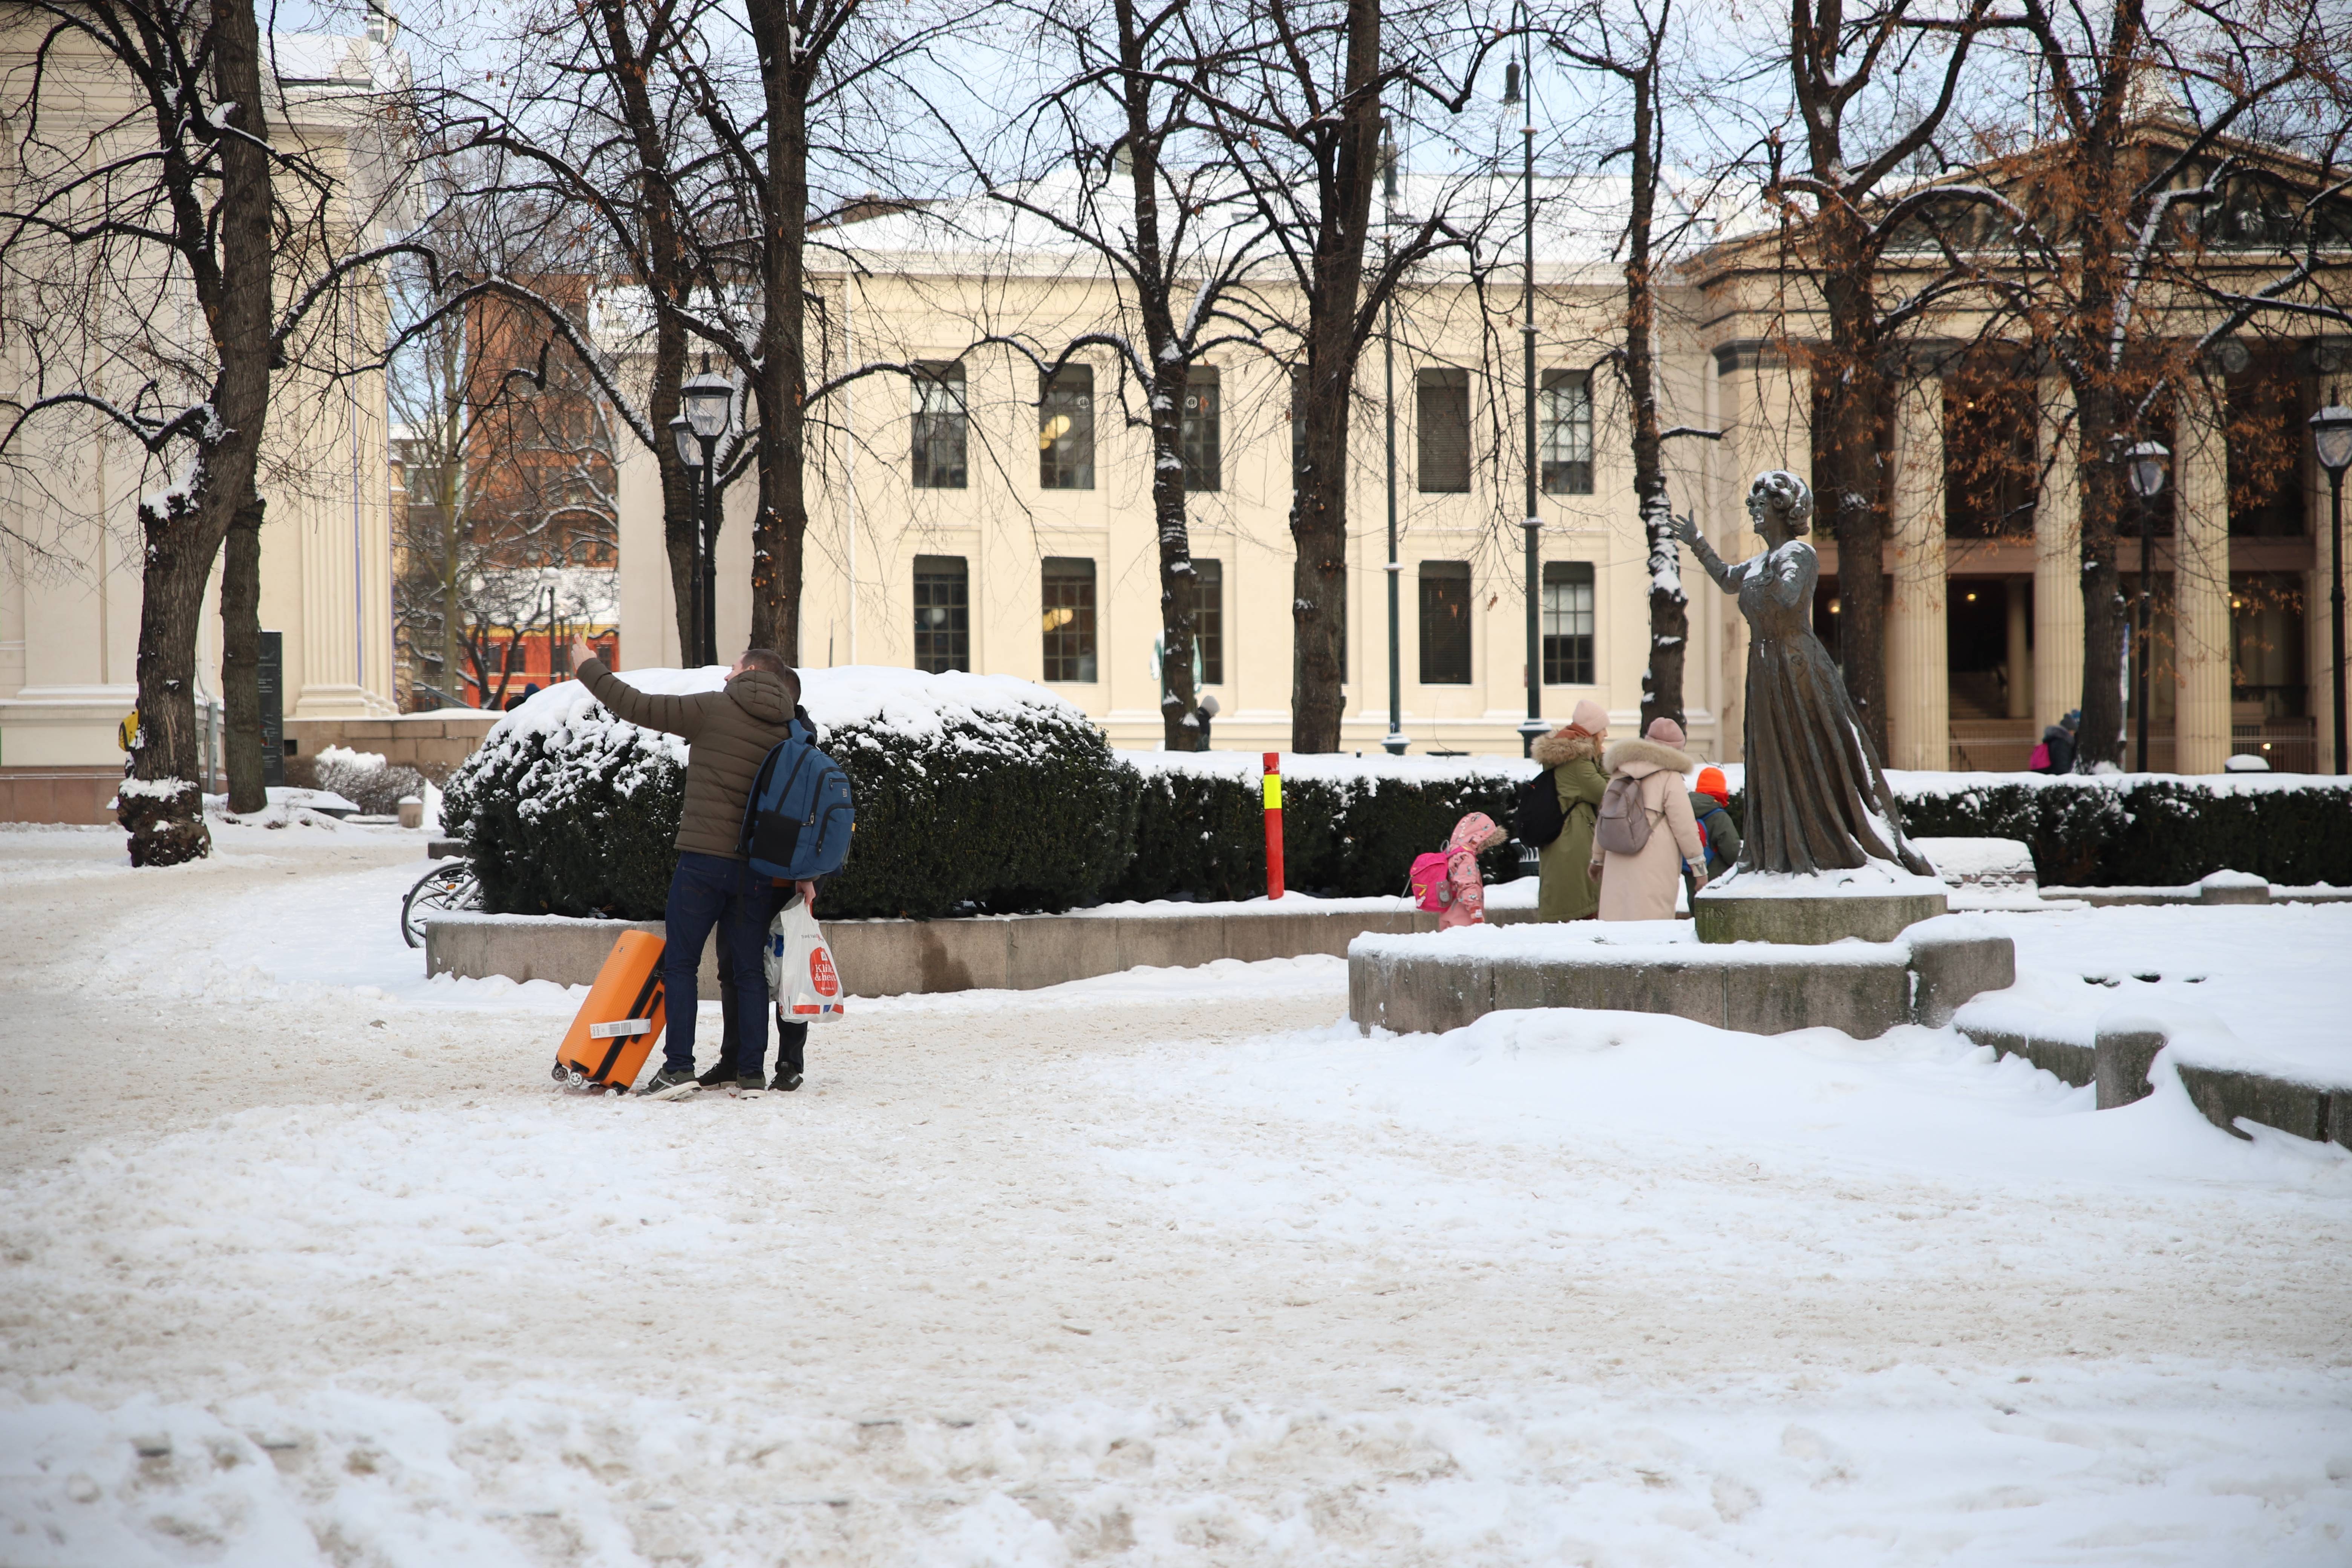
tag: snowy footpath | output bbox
[2,823,2349,1566]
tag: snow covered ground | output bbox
[2,823,2349,1566]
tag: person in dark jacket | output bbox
[571,640,812,1099]
[704,696,821,1093]
[1688,765,1742,877]
[2037,709,2081,775]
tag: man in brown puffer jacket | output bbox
[571,641,804,1099]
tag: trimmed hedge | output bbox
[1113,763,1525,900]
[446,667,2352,918]
[443,679,1142,920]
[1718,776,2352,888]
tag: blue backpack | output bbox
[738,724,856,881]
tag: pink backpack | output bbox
[1408,850,1453,911]
[2027,741,2050,772]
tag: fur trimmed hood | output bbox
[1532,729,1601,768]
[1603,736,1697,778]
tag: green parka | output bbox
[1532,728,1608,921]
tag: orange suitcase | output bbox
[551,930,669,1093]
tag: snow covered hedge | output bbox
[441,667,1140,920]
[1112,752,1531,901]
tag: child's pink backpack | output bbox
[1408,850,1454,911]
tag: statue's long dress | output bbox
[1734,541,1934,876]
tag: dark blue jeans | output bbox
[662,851,774,1076]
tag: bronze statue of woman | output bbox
[1673,472,1934,878]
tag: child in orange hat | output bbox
[1687,765,1741,878]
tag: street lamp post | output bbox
[1380,121,1407,756]
[668,413,703,662]
[2124,441,2168,773]
[677,368,735,665]
[1505,46,1544,759]
[2310,400,2352,775]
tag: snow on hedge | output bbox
[1710,763,2352,799]
[485,663,1096,759]
[1133,749,1539,785]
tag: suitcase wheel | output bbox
[551,1058,570,1084]
[565,1068,586,1089]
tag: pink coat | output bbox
[1593,738,1706,922]
[1439,812,1504,929]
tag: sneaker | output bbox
[771,1071,804,1093]
[730,1074,766,1098]
[695,1061,732,1089]
[641,1066,701,1100]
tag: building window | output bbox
[1417,366,1471,493]
[1418,561,1472,684]
[1542,561,1595,685]
[1182,366,1220,492]
[1039,365,1093,490]
[2230,571,2306,717]
[911,361,967,489]
[1041,557,1098,682]
[913,555,969,673]
[1189,558,1223,686]
[1540,369,1593,495]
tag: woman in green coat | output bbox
[1533,700,1610,921]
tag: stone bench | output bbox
[1348,915,2014,1040]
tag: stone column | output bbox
[2034,377,2085,734]
[1885,375,1949,770]
[2173,383,2232,773]
[2006,578,2032,718]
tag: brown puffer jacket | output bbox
[577,656,798,860]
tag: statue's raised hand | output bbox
[1669,512,1702,547]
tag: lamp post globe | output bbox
[2312,403,2352,775]
[680,371,733,441]
[669,411,697,469]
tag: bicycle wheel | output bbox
[402,859,480,949]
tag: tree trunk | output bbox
[121,0,273,865]
[1286,0,1382,753]
[1811,233,1891,756]
[746,0,811,663]
[1152,375,1201,749]
[221,495,266,811]
[1624,70,1684,733]
[2073,383,2126,770]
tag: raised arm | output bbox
[576,654,706,741]
[1670,513,1745,594]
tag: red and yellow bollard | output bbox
[1262,751,1285,900]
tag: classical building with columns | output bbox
[602,155,2344,774]
[0,26,401,823]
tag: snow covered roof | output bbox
[822,165,1759,287]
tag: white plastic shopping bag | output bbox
[765,897,847,1023]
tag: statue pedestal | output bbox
[1694,864,1950,946]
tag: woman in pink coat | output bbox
[1438,812,1507,929]
[1589,717,1710,922]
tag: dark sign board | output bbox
[259,630,284,788]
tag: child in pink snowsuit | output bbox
[1439,812,1508,929]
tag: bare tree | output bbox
[435,0,724,658]
[1970,0,2349,768]
[1544,0,1726,735]
[985,0,1277,749]
[1763,0,2000,756]
[0,0,412,862]
[1191,0,1508,752]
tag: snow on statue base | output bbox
[1693,861,1952,946]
